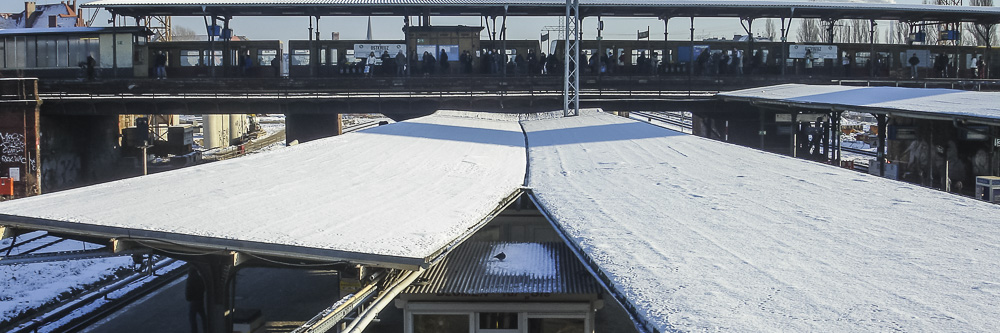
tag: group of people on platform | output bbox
[346,47,990,79]
[694,48,764,76]
[357,48,569,77]
[906,52,988,79]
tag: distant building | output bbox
[0,1,85,29]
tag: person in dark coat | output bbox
[439,49,450,74]
[395,50,406,76]
[908,53,920,79]
[187,268,207,333]
[86,55,96,80]
[154,52,167,79]
[459,50,472,74]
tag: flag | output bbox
[366,16,373,40]
[541,32,549,42]
[637,30,649,39]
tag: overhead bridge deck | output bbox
[4,110,1000,332]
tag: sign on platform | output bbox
[789,44,838,59]
[354,44,406,57]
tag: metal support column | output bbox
[759,108,766,149]
[834,111,843,164]
[740,17,755,71]
[688,17,694,96]
[780,9,795,76]
[188,254,241,333]
[662,16,670,76]
[222,16,231,77]
[790,112,798,158]
[869,19,877,78]
[876,113,887,176]
[563,0,580,117]
[501,7,508,77]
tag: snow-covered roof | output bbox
[720,83,1000,125]
[523,110,1000,332]
[5,108,1000,331]
[0,111,526,270]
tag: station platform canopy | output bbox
[83,0,1000,23]
[719,83,1000,125]
[5,109,1000,332]
[0,111,527,270]
[524,110,1000,332]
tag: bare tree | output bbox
[968,0,997,46]
[764,18,777,41]
[893,21,907,44]
[172,26,198,39]
[797,19,822,43]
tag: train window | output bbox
[329,49,338,65]
[0,41,4,68]
[203,49,222,67]
[180,50,200,66]
[320,49,327,65]
[258,49,277,66]
[291,49,310,66]
[81,37,100,66]
[346,49,357,63]
[856,52,871,65]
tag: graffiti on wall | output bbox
[1,132,26,164]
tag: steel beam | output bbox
[563,0,580,117]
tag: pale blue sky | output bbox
[2,0,988,44]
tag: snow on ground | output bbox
[26,260,186,333]
[0,111,526,264]
[523,110,1000,332]
[0,257,133,322]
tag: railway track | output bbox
[633,111,693,133]
[4,258,185,333]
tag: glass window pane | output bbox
[180,50,200,66]
[202,49,222,66]
[479,312,518,329]
[0,40,4,68]
[528,318,585,333]
[413,314,469,333]
[257,49,277,66]
[291,49,309,66]
[82,36,100,66]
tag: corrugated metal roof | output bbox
[406,241,600,295]
[80,0,1000,23]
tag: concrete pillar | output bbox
[285,113,342,144]
[0,79,41,199]
[228,114,245,145]
[203,114,230,149]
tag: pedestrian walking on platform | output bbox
[908,53,920,79]
[365,51,377,77]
